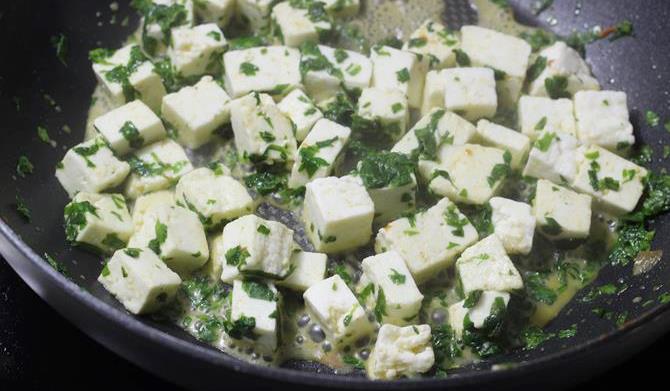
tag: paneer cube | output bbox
[448,291,510,337]
[489,197,535,255]
[572,145,647,214]
[533,179,592,240]
[518,95,576,140]
[56,137,130,198]
[528,41,600,98]
[93,100,167,156]
[366,324,435,380]
[236,0,274,31]
[64,192,134,254]
[375,198,478,283]
[476,120,531,170]
[230,279,280,355]
[355,87,409,143]
[141,0,195,56]
[523,131,580,185]
[288,118,351,188]
[277,250,328,292]
[131,190,175,230]
[303,275,374,348]
[455,235,523,295]
[125,139,194,199]
[403,20,460,69]
[223,46,301,98]
[204,234,226,280]
[193,0,235,27]
[420,70,447,116]
[370,45,427,108]
[168,23,227,78]
[98,247,181,314]
[303,176,375,253]
[574,90,635,151]
[277,89,323,141]
[320,0,359,17]
[443,67,497,121]
[271,1,332,47]
[361,251,423,325]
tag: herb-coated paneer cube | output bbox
[277,89,323,141]
[288,118,351,188]
[476,120,531,170]
[320,0,359,17]
[168,23,227,78]
[193,0,235,27]
[522,131,580,185]
[220,215,296,281]
[94,100,167,156]
[420,70,447,116]
[230,279,280,355]
[448,290,510,337]
[572,145,647,214]
[355,87,409,143]
[125,139,194,199]
[455,235,523,295]
[56,137,130,198]
[271,1,332,47]
[140,0,195,57]
[366,324,435,380]
[277,250,328,292]
[489,197,535,255]
[443,67,497,121]
[91,44,167,112]
[375,197,478,283]
[175,167,254,229]
[98,247,182,314]
[303,176,375,253]
[533,179,592,240]
[64,192,134,254]
[574,90,635,152]
[403,20,460,70]
[161,75,232,149]
[131,190,175,230]
[461,26,531,107]
[370,45,428,109]
[303,275,374,348]
[518,95,576,140]
[361,251,423,326]
[236,0,274,31]
[230,92,298,165]
[223,46,301,98]
[528,41,600,98]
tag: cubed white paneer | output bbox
[288,119,351,188]
[361,251,423,325]
[94,100,166,156]
[375,198,478,283]
[125,139,193,199]
[476,120,531,170]
[223,46,301,98]
[56,137,130,198]
[489,197,535,255]
[303,176,375,253]
[277,250,328,292]
[455,235,523,295]
[461,25,531,107]
[420,70,447,116]
[131,190,175,230]
[366,324,435,380]
[572,145,648,214]
[230,279,279,355]
[175,167,254,229]
[303,275,374,348]
[528,41,600,98]
[141,0,195,56]
[236,0,273,30]
[533,179,592,240]
[98,247,181,314]
[168,23,227,78]
[523,131,580,185]
[320,0,359,17]
[443,67,497,121]
[271,1,332,47]
[230,92,297,164]
[370,45,427,108]
[518,95,576,140]
[403,20,460,69]
[277,89,323,141]
[64,192,133,254]
[204,234,225,280]
[448,291,510,337]
[574,90,635,151]
[220,215,295,281]
[193,0,235,27]
[356,87,409,143]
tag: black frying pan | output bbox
[2,0,670,389]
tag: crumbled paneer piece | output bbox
[277,89,323,141]
[476,120,531,170]
[518,95,576,140]
[489,197,535,255]
[94,100,167,156]
[229,92,297,165]
[193,0,235,27]
[175,167,254,229]
[528,41,600,98]
[64,192,133,254]
[168,23,226,78]
[375,197,478,283]
[277,250,328,292]
[403,20,460,69]
[320,0,359,17]
[455,235,523,295]
[141,0,195,56]
[98,247,181,314]
[572,145,648,214]
[56,137,130,198]
[442,67,498,121]
[448,291,510,337]
[303,275,374,348]
[125,139,193,199]
[523,131,580,185]
[370,45,428,108]
[223,46,301,98]
[420,70,447,116]
[533,179,592,240]
[131,190,175,231]
[366,324,435,380]
[303,176,375,253]
[236,0,274,31]
[288,118,351,188]
[271,1,332,47]
[574,90,635,151]
[230,279,279,355]
[355,87,409,143]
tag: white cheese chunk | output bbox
[236,0,274,31]
[489,197,535,255]
[131,190,175,231]
[366,324,434,380]
[574,90,635,151]
[528,41,600,98]
[523,131,580,185]
[94,100,167,156]
[455,235,523,295]
[420,70,447,116]
[204,234,226,280]
[230,279,279,355]
[271,1,332,47]
[277,89,323,141]
[476,120,531,170]
[141,0,195,56]
[193,0,235,27]
[533,179,592,240]
[302,44,373,102]
[223,46,301,98]
[371,45,428,108]
[277,250,328,292]
[443,67,497,121]
[168,23,227,78]
[355,87,409,143]
[403,20,460,69]
[518,95,576,140]
[125,139,193,199]
[448,291,510,337]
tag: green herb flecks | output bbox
[242,279,277,301]
[16,156,34,178]
[64,200,98,241]
[148,220,168,255]
[50,33,68,66]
